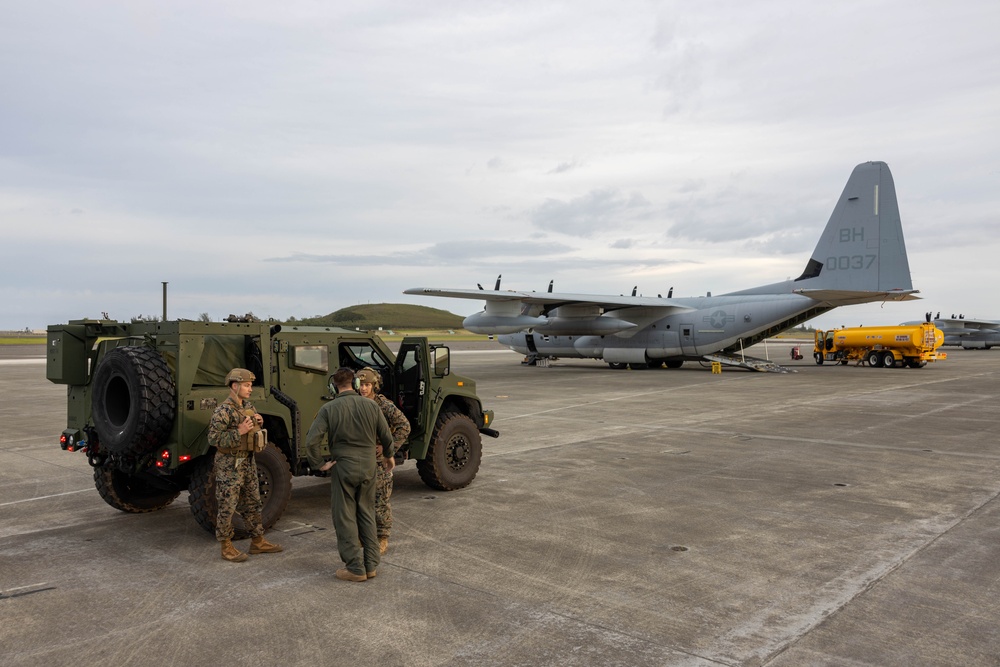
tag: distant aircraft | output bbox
[903,313,1000,349]
[406,161,919,370]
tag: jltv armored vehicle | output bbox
[46,318,497,534]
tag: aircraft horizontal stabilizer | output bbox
[793,288,920,306]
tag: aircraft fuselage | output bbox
[498,293,831,364]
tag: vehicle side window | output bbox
[339,343,391,375]
[292,345,329,373]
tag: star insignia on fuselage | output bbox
[704,310,734,329]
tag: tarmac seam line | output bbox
[759,485,1000,665]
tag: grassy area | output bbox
[0,337,46,345]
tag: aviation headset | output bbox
[330,367,362,394]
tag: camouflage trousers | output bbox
[375,459,394,539]
[214,452,264,541]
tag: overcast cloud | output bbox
[2,1,998,330]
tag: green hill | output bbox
[296,303,464,330]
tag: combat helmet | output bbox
[355,366,382,390]
[224,368,256,385]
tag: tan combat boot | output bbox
[378,536,388,555]
[335,568,367,582]
[221,539,248,562]
[249,535,284,554]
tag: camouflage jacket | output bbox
[374,393,411,448]
[208,396,257,453]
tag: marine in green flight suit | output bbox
[304,367,395,581]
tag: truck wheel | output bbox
[882,352,896,368]
[90,346,175,456]
[814,353,823,365]
[94,465,181,513]
[417,412,482,491]
[866,351,881,367]
[187,443,293,537]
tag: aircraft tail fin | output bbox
[794,161,913,295]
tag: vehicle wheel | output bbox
[94,465,181,513]
[814,353,824,365]
[882,352,896,368]
[866,351,881,367]
[665,360,683,369]
[417,412,482,491]
[90,346,175,457]
[646,361,664,369]
[840,359,849,365]
[188,443,292,537]
[608,362,627,370]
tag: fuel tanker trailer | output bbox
[813,321,945,368]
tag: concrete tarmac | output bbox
[2,342,999,666]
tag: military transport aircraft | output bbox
[904,313,1000,349]
[406,161,919,370]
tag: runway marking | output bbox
[0,358,45,365]
[0,488,92,507]
[0,583,56,600]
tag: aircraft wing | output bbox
[793,288,921,306]
[405,287,691,310]
[404,287,695,335]
[934,317,1000,336]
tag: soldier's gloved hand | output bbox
[237,416,254,435]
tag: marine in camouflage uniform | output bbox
[356,367,411,554]
[207,368,283,562]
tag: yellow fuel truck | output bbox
[813,322,946,368]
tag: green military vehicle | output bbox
[46,318,498,534]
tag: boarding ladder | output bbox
[702,351,791,373]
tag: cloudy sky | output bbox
[3,1,999,332]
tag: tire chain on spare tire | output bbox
[90,346,176,457]
[93,464,181,513]
[188,443,293,537]
[416,411,482,491]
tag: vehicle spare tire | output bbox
[188,443,293,537]
[91,346,176,456]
